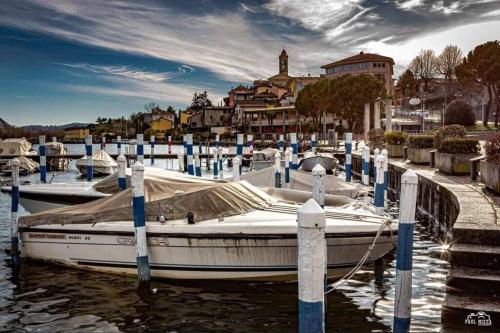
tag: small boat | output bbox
[249,147,280,170]
[0,138,37,157]
[300,151,337,173]
[75,150,117,176]
[45,141,69,171]
[1,156,39,176]
[17,177,397,281]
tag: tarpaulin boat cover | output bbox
[45,142,66,156]
[0,138,33,156]
[19,176,274,227]
[75,150,117,168]
[3,156,39,173]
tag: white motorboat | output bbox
[75,150,117,176]
[17,177,397,281]
[249,147,280,170]
[300,151,337,173]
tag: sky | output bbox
[0,0,499,126]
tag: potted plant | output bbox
[407,135,434,163]
[436,138,480,174]
[384,131,408,157]
[368,128,385,151]
[480,134,500,193]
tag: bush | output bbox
[485,134,500,165]
[437,138,479,154]
[368,128,385,144]
[444,100,475,126]
[434,124,467,149]
[385,131,408,145]
[408,135,434,149]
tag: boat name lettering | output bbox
[29,233,66,239]
[116,236,169,246]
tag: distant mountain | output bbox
[19,122,91,132]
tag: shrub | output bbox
[437,138,479,154]
[444,100,475,126]
[433,124,467,149]
[484,134,500,165]
[385,131,408,145]
[368,128,385,144]
[408,135,434,149]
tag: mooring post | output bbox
[232,157,240,182]
[274,151,281,188]
[177,151,184,172]
[52,136,57,142]
[279,134,284,152]
[247,134,254,156]
[194,152,202,177]
[101,135,106,151]
[236,134,243,174]
[117,154,126,191]
[213,147,219,179]
[291,133,298,170]
[403,146,408,162]
[311,133,317,154]
[218,147,224,179]
[182,135,188,172]
[85,135,93,181]
[363,145,370,185]
[137,134,144,164]
[131,161,150,289]
[285,148,291,188]
[150,135,155,165]
[39,135,46,183]
[345,133,353,182]
[374,154,385,215]
[117,135,122,156]
[186,134,194,175]
[382,148,389,208]
[374,148,380,182]
[298,199,326,333]
[167,135,172,155]
[312,164,326,208]
[10,158,20,269]
[393,169,419,333]
[215,134,220,149]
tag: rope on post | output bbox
[10,158,20,268]
[117,154,126,191]
[291,133,298,170]
[285,148,291,188]
[312,164,326,208]
[393,169,419,333]
[345,133,353,182]
[131,161,151,289]
[274,151,281,188]
[298,199,326,333]
[39,135,46,183]
[150,135,155,165]
[85,135,93,181]
[194,152,202,177]
[186,134,194,175]
[137,134,144,164]
[232,157,240,182]
[382,148,389,208]
[117,135,122,156]
[374,154,385,215]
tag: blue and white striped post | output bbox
[183,134,187,172]
[167,135,172,154]
[274,151,281,188]
[10,158,20,269]
[236,134,243,173]
[291,133,298,170]
[137,134,144,164]
[39,135,46,183]
[362,145,370,186]
[150,135,155,165]
[311,133,317,154]
[194,152,202,177]
[85,135,93,181]
[285,148,291,188]
[373,148,380,189]
[312,164,326,208]
[247,134,254,156]
[131,162,150,289]
[213,147,219,179]
[382,148,389,209]
[279,134,284,152]
[215,134,220,149]
[186,134,194,175]
[345,133,353,182]
[117,135,122,156]
[394,169,419,333]
[117,154,126,191]
[218,147,223,179]
[374,154,385,215]
[298,199,326,333]
[232,157,240,182]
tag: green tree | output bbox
[295,79,332,130]
[397,69,418,106]
[190,91,212,112]
[444,100,475,126]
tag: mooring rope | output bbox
[325,219,394,294]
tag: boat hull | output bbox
[300,156,337,172]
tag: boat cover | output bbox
[3,156,39,173]
[75,150,117,168]
[258,147,279,160]
[19,177,274,227]
[45,142,66,156]
[0,138,33,156]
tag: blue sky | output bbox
[1,0,499,126]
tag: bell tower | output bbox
[279,49,288,76]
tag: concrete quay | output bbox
[350,147,500,330]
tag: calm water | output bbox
[0,148,452,332]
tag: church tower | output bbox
[279,49,288,76]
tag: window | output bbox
[373,63,377,68]
[382,63,386,68]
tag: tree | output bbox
[444,100,475,126]
[409,49,438,92]
[263,109,276,129]
[190,91,212,113]
[456,41,500,127]
[437,45,462,102]
[397,69,418,106]
[144,102,159,113]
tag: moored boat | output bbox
[75,150,117,176]
[300,151,337,173]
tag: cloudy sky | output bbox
[1,0,499,126]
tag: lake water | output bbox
[0,146,453,332]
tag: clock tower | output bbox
[279,49,288,76]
